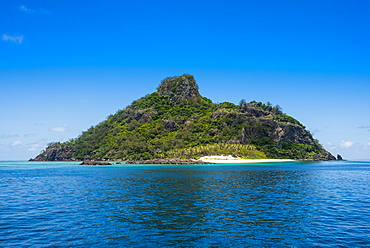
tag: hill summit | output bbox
[31,74,335,161]
[157,74,201,104]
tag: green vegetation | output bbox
[275,115,305,127]
[33,74,335,161]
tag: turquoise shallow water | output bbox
[1,160,370,247]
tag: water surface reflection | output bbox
[1,162,369,247]
[89,167,319,246]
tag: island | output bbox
[30,74,336,163]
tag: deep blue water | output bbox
[1,160,370,247]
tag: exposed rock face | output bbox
[243,107,271,118]
[126,108,154,122]
[30,143,76,161]
[337,154,343,160]
[163,120,177,131]
[237,119,312,146]
[157,74,200,104]
[80,161,111,165]
[237,120,336,160]
[320,150,337,160]
[270,122,315,146]
[269,122,335,160]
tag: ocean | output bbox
[1,160,369,247]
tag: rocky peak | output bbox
[157,74,200,104]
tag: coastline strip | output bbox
[198,156,296,164]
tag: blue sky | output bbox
[1,0,369,160]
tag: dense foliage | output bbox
[34,74,334,161]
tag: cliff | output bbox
[31,74,335,161]
[30,143,76,161]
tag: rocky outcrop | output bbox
[237,120,314,146]
[163,120,178,132]
[29,143,76,161]
[318,151,337,161]
[269,122,335,160]
[125,108,154,122]
[157,74,201,104]
[236,119,336,160]
[270,122,315,146]
[242,107,271,118]
[80,161,112,165]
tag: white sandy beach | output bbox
[199,155,296,164]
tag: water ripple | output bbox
[1,161,370,247]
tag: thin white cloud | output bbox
[2,34,24,44]
[358,126,370,132]
[11,141,25,147]
[23,133,37,138]
[0,132,20,139]
[20,5,36,13]
[10,140,44,151]
[32,122,46,126]
[20,5,51,15]
[50,127,66,132]
[326,140,370,160]
[358,126,370,129]
[340,140,354,148]
[50,125,68,132]
[27,143,42,151]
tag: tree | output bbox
[275,104,283,113]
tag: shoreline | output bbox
[29,158,298,165]
[198,156,296,164]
